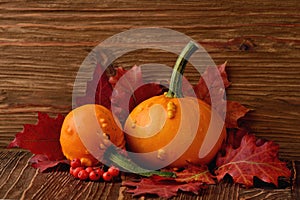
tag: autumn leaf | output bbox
[193,62,230,104]
[122,175,204,198]
[108,66,128,87]
[8,112,65,162]
[109,66,163,123]
[225,101,250,128]
[193,62,250,128]
[225,128,249,149]
[75,63,113,109]
[30,154,69,172]
[175,165,215,184]
[215,134,291,187]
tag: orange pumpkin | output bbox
[124,41,226,168]
[60,104,125,167]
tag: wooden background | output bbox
[0,0,299,199]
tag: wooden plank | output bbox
[0,1,299,199]
[0,150,123,200]
[0,150,296,199]
[0,0,299,160]
[292,161,300,199]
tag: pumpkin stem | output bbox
[165,41,199,98]
[104,145,175,177]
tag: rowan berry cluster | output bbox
[69,158,120,181]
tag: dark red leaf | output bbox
[108,66,127,87]
[175,165,215,184]
[130,83,163,111]
[215,134,291,187]
[109,66,163,123]
[122,175,204,198]
[193,62,250,128]
[225,101,250,128]
[75,63,113,109]
[8,112,65,161]
[225,128,249,149]
[193,62,230,105]
[30,154,69,172]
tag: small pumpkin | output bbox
[60,104,174,177]
[60,104,125,166]
[124,41,226,168]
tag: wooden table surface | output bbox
[0,0,299,199]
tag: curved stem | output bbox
[105,146,175,177]
[165,41,199,98]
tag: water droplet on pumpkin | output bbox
[67,126,73,135]
[99,143,106,150]
[131,122,136,128]
[102,133,110,140]
[103,138,110,146]
[157,149,166,160]
[101,123,108,128]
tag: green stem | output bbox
[165,41,199,98]
[105,146,175,178]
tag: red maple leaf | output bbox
[215,134,291,187]
[193,62,250,128]
[109,66,163,123]
[75,63,113,109]
[8,112,66,170]
[175,165,215,184]
[122,175,205,198]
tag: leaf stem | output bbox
[104,145,175,177]
[165,41,199,98]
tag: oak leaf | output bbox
[109,66,163,123]
[122,175,204,198]
[225,128,249,149]
[175,165,215,184]
[193,62,230,104]
[225,101,250,128]
[215,134,291,187]
[193,62,250,128]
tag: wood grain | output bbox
[1,0,299,160]
[0,0,299,199]
[0,150,296,200]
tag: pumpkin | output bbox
[60,104,174,177]
[60,104,125,166]
[124,41,226,169]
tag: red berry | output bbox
[72,167,84,178]
[94,168,104,177]
[89,171,101,181]
[70,158,81,168]
[102,172,112,181]
[69,167,74,175]
[107,166,120,177]
[78,170,89,180]
[85,167,94,174]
